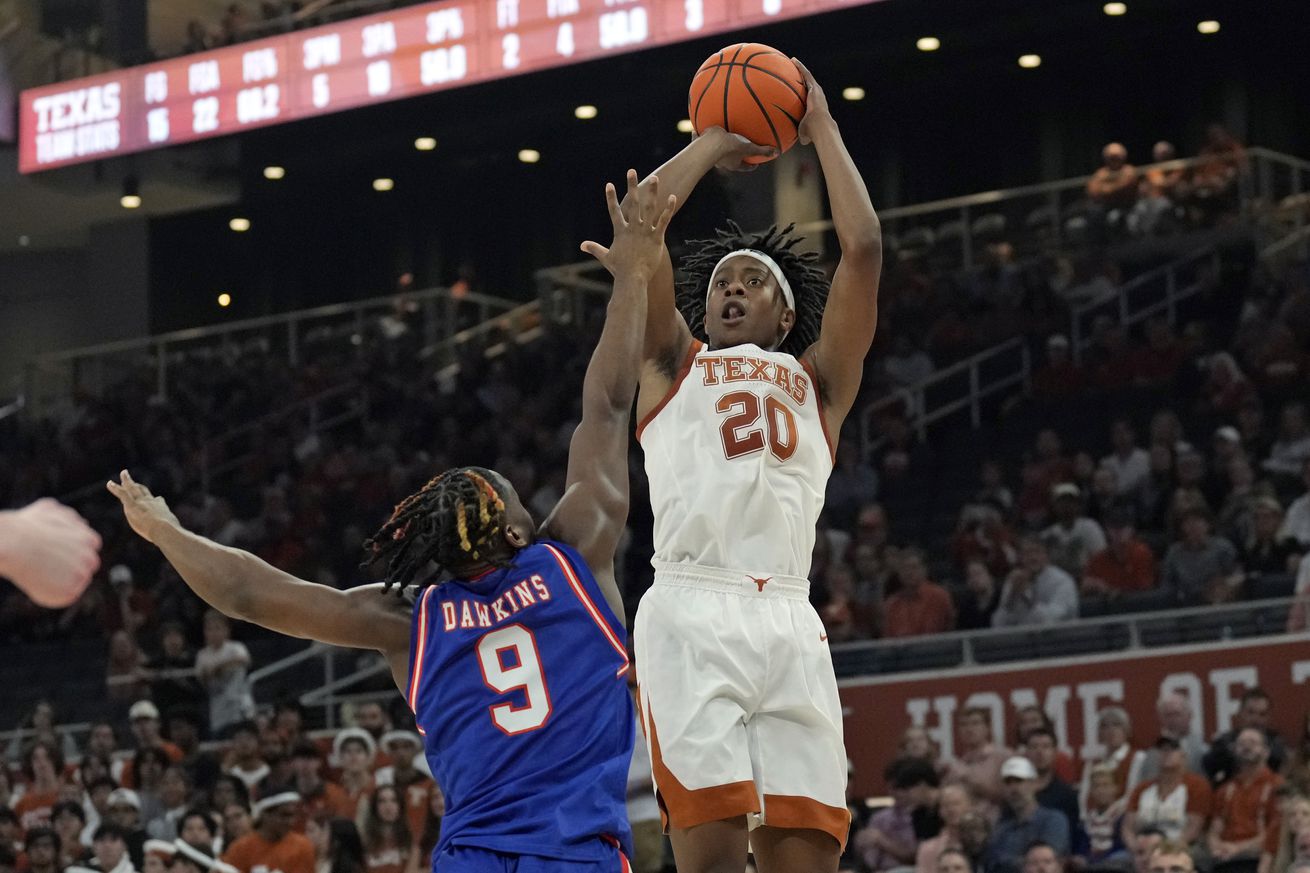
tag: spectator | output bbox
[885,335,936,390]
[987,757,1071,873]
[1087,143,1139,237]
[127,701,185,769]
[70,823,135,873]
[140,840,173,873]
[821,562,876,642]
[1013,708,1077,784]
[827,442,880,528]
[288,742,347,827]
[1162,509,1244,605]
[195,612,253,738]
[944,707,1011,805]
[221,794,313,873]
[957,813,992,873]
[937,847,973,873]
[165,710,220,796]
[1260,791,1309,873]
[219,4,248,46]
[952,505,1017,579]
[1285,713,1310,794]
[351,705,392,749]
[1264,405,1310,481]
[303,814,332,873]
[1279,459,1310,549]
[373,732,434,842]
[1042,484,1107,578]
[1088,466,1121,526]
[15,741,64,830]
[1242,497,1302,582]
[1104,420,1152,498]
[956,560,1001,631]
[210,778,249,823]
[1208,729,1283,871]
[332,731,376,821]
[1141,694,1208,781]
[899,726,942,772]
[360,786,410,873]
[107,633,149,709]
[148,624,203,721]
[81,778,118,847]
[1134,320,1187,390]
[1022,842,1062,873]
[1191,124,1247,222]
[182,21,213,54]
[132,748,170,826]
[1079,766,1130,866]
[1147,839,1197,873]
[105,790,146,870]
[1084,504,1158,597]
[1123,736,1213,847]
[24,827,61,873]
[177,810,219,856]
[1289,556,1310,634]
[1080,707,1148,813]
[854,760,920,871]
[145,769,191,841]
[975,460,1015,515]
[324,820,365,873]
[52,801,89,866]
[883,548,956,638]
[219,805,252,854]
[1130,142,1188,236]
[221,723,268,793]
[5,701,78,763]
[1205,689,1288,785]
[916,784,974,873]
[1032,335,1086,402]
[1024,727,1079,834]
[992,537,1079,627]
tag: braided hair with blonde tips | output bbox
[674,221,831,358]
[362,466,510,595]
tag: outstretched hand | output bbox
[580,169,677,279]
[106,470,181,546]
[0,498,102,608]
[791,57,832,146]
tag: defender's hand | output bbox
[107,470,181,545]
[580,170,677,279]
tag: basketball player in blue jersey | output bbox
[107,171,678,873]
[592,60,881,873]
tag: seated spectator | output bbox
[1042,483,1107,579]
[1014,708,1077,783]
[196,611,254,739]
[1032,335,1086,402]
[105,789,147,869]
[1133,830,1167,873]
[220,804,252,854]
[14,741,64,830]
[1024,728,1079,833]
[1241,497,1302,581]
[1077,767,1130,867]
[917,784,974,873]
[956,561,1001,631]
[373,732,435,839]
[1288,555,1310,634]
[992,537,1079,627]
[885,335,936,390]
[944,707,1011,806]
[958,813,993,873]
[24,827,61,873]
[1279,459,1310,549]
[1205,689,1288,785]
[52,801,90,866]
[126,702,185,774]
[140,839,174,873]
[1140,694,1208,781]
[975,460,1015,515]
[937,847,974,873]
[1084,503,1158,597]
[884,548,956,638]
[360,786,411,873]
[1202,354,1256,418]
[1133,319,1187,390]
[821,561,876,642]
[899,726,943,772]
[69,823,136,873]
[1260,791,1309,873]
[133,747,171,825]
[1147,839,1197,873]
[177,809,220,856]
[1081,707,1148,813]
[1162,509,1243,605]
[183,21,213,54]
[986,757,1071,873]
[1088,466,1121,525]
[1022,842,1063,873]
[953,505,1017,579]
[1208,729,1283,872]
[144,767,190,841]
[221,723,268,793]
[332,731,377,821]
[854,760,922,871]
[221,794,313,873]
[1104,420,1152,498]
[1123,737,1212,848]
[1191,124,1247,222]
[1263,404,1310,481]
[1129,142,1188,236]
[1087,143,1139,238]
[149,623,203,722]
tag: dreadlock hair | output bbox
[675,221,830,358]
[362,466,509,595]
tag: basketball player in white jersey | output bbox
[595,59,881,872]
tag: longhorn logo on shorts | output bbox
[746,575,772,593]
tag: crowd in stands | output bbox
[0,698,445,873]
[839,689,1310,873]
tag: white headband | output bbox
[707,249,796,313]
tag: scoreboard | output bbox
[18,0,879,173]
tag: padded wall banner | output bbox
[839,634,1310,795]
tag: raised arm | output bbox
[625,130,775,369]
[793,58,883,433]
[542,172,676,621]
[107,472,413,688]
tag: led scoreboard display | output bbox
[19,0,878,173]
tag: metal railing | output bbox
[1069,247,1222,364]
[23,285,521,418]
[831,596,1302,679]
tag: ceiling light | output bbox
[217,293,232,307]
[372,178,395,191]
[574,105,598,120]
[677,119,694,134]
[18,235,30,247]
[1018,54,1042,69]
[120,175,141,209]
[263,165,285,180]
[1197,19,1219,34]
[916,36,940,52]
[1103,2,1126,15]
[518,149,541,164]
[841,87,866,101]
[414,137,437,151]
[229,217,251,232]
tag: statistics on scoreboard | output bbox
[19,0,879,173]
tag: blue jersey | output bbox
[406,540,635,864]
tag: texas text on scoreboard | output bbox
[19,0,877,173]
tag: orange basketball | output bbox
[689,43,808,165]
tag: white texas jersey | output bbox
[638,340,834,578]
